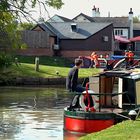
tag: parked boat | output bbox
[64,69,140,133]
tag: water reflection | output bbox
[0,86,84,140]
[64,131,86,140]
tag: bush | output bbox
[0,52,13,69]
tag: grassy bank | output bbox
[80,120,140,140]
[16,56,72,67]
[10,63,99,78]
[0,56,100,83]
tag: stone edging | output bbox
[0,77,85,86]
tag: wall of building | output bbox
[33,26,43,31]
[19,25,113,57]
[60,24,113,51]
[16,48,54,56]
[60,50,112,58]
[133,30,140,37]
[22,30,51,48]
[114,28,129,38]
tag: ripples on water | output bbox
[0,86,83,140]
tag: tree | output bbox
[0,0,64,21]
[18,22,35,30]
[0,0,64,46]
[133,16,140,23]
[0,0,64,68]
[0,0,64,47]
[0,12,19,48]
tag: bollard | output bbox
[15,57,19,66]
[35,57,39,72]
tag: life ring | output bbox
[79,90,99,112]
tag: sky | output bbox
[31,0,140,21]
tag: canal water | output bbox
[0,86,85,140]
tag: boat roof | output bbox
[100,70,131,77]
[100,69,140,79]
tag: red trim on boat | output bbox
[64,116,114,133]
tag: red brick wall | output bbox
[16,48,54,56]
[16,49,113,57]
[60,50,113,58]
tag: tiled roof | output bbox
[43,22,112,39]
[93,17,129,28]
[57,15,72,22]
[73,13,130,28]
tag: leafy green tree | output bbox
[0,0,64,21]
[0,52,12,69]
[0,0,64,68]
[18,22,35,30]
[0,12,19,48]
[0,0,64,46]
[133,16,140,23]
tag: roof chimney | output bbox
[92,5,96,17]
[129,8,133,20]
[92,5,100,17]
[96,8,100,17]
[71,23,77,32]
[92,5,96,11]
[108,12,110,17]
[128,8,133,38]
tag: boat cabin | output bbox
[89,70,140,110]
[64,69,140,133]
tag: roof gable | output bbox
[47,14,72,22]
[32,23,56,36]
[73,13,94,22]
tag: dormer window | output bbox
[71,23,77,32]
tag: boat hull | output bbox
[64,107,115,133]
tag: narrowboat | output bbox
[64,69,140,133]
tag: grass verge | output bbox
[80,120,140,140]
[0,55,101,79]
[10,63,100,78]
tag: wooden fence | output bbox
[22,30,50,48]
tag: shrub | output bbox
[0,52,13,69]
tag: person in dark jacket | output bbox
[66,58,85,93]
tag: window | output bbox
[115,30,117,35]
[114,29,123,36]
[102,36,109,42]
[120,30,123,35]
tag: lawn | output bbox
[10,63,100,78]
[16,55,73,67]
[0,56,101,79]
[80,120,140,140]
